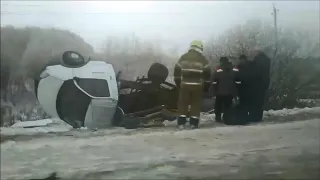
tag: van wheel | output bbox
[112,106,124,126]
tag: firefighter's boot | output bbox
[177,115,187,129]
[189,116,199,129]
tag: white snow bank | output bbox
[264,107,320,117]
[199,106,320,123]
[11,119,54,128]
[1,107,319,137]
[0,118,72,136]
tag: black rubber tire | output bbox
[147,63,169,83]
[112,106,124,126]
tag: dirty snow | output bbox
[11,119,57,128]
[0,118,72,136]
[1,118,320,179]
[191,106,320,123]
[1,107,320,137]
[263,107,320,117]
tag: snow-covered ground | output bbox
[201,106,320,121]
[1,107,319,138]
[1,119,319,179]
[263,107,320,117]
[0,118,72,137]
[1,107,320,180]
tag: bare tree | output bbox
[0,26,95,125]
[101,34,177,80]
[206,19,320,110]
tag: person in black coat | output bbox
[236,54,252,120]
[247,49,271,122]
[237,55,250,106]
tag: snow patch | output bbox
[79,127,88,130]
[1,140,16,150]
[0,118,72,136]
[1,119,319,180]
[264,107,320,117]
[165,107,320,125]
[11,119,54,128]
[201,106,320,122]
[1,107,319,138]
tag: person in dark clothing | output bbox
[237,55,252,116]
[235,54,262,124]
[212,57,240,122]
[246,49,271,122]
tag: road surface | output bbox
[1,118,320,180]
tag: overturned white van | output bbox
[35,51,119,129]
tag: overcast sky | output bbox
[1,1,319,53]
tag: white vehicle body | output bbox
[37,61,118,129]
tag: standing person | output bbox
[212,57,240,123]
[174,40,211,129]
[247,48,271,123]
[236,54,252,118]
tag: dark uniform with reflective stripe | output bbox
[174,48,211,128]
[212,60,241,122]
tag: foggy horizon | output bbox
[1,1,319,54]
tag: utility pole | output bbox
[272,3,279,52]
[272,3,281,83]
